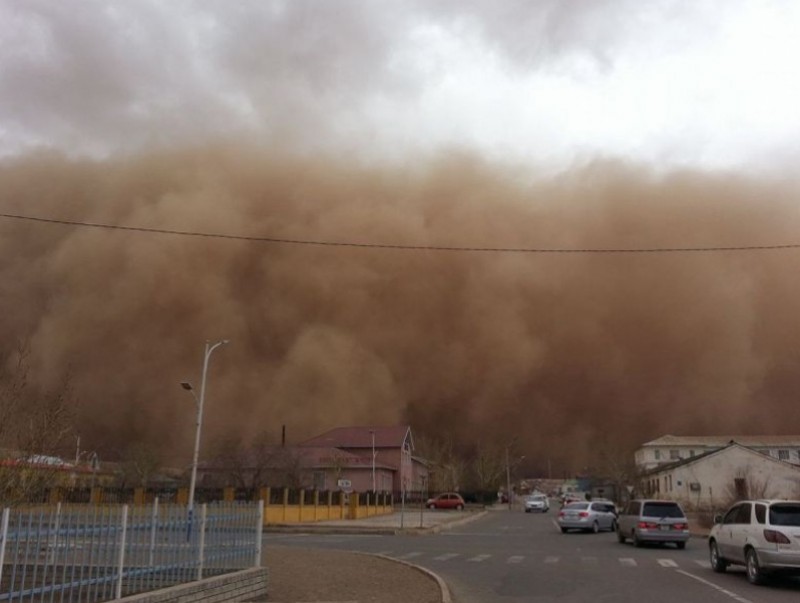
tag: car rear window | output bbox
[566,502,589,510]
[769,503,800,526]
[642,502,685,518]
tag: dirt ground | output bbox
[263,546,444,603]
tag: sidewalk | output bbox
[262,509,486,602]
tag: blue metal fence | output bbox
[0,500,263,602]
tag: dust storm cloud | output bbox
[2,147,800,472]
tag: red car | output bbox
[426,492,466,510]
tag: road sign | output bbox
[337,479,351,488]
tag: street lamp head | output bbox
[180,382,193,391]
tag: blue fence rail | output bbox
[0,500,263,602]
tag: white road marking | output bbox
[544,556,559,563]
[619,558,637,566]
[376,550,393,556]
[676,570,755,603]
[658,559,678,567]
[433,553,459,561]
[694,559,711,568]
[468,554,491,562]
[396,552,422,559]
[507,556,524,564]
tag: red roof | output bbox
[299,425,413,450]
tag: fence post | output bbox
[0,508,9,590]
[115,505,129,600]
[254,499,264,567]
[197,504,208,581]
[48,502,62,566]
[149,497,159,567]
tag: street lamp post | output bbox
[182,339,229,516]
[370,429,376,493]
[506,445,512,511]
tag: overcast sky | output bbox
[2,0,799,171]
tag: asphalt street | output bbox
[264,507,800,603]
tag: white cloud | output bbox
[1,0,798,171]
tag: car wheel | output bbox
[675,541,686,550]
[610,519,617,533]
[591,521,599,534]
[746,548,767,585]
[428,503,436,510]
[709,541,727,573]
[456,504,464,510]
[632,532,643,548]
[616,528,626,544]
[560,527,568,533]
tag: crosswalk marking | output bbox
[507,556,524,564]
[468,554,491,562]
[433,553,459,561]
[619,558,637,566]
[658,559,678,567]
[694,560,711,569]
[544,556,559,563]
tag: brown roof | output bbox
[299,425,413,450]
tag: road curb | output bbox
[364,552,452,603]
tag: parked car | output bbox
[616,499,690,548]
[426,492,466,510]
[524,494,550,513]
[708,499,800,585]
[557,501,617,533]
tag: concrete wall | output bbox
[646,446,800,508]
[118,568,267,603]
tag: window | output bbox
[755,504,766,524]
[735,503,752,524]
[654,450,661,460]
[734,477,747,499]
[669,449,680,460]
[778,449,790,461]
[722,505,740,525]
[689,450,695,457]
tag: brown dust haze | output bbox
[2,146,800,473]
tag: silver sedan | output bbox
[558,501,618,533]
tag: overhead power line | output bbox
[1,211,799,254]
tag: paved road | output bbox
[266,508,800,603]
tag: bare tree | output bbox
[724,467,774,504]
[117,442,163,488]
[415,434,465,493]
[0,343,78,505]
[472,440,506,493]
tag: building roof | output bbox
[643,442,800,476]
[641,435,800,448]
[299,425,413,450]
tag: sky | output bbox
[2,0,800,170]
[2,0,800,476]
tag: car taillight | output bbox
[764,529,791,544]
[579,511,589,517]
[637,521,659,529]
[673,523,687,530]
[558,511,565,517]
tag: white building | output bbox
[640,442,800,509]
[634,435,800,471]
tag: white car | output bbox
[524,494,550,513]
[708,499,800,585]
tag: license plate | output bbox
[660,525,670,531]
